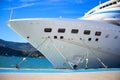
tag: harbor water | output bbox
[0,56,53,68]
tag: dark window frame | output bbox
[95,31,102,36]
[58,28,66,33]
[71,29,79,34]
[84,30,91,35]
[44,28,52,32]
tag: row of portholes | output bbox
[26,34,118,41]
[80,38,99,42]
[40,35,100,42]
[26,36,119,51]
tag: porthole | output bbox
[60,36,64,39]
[95,38,99,41]
[114,36,118,39]
[54,36,57,39]
[71,38,73,40]
[105,34,109,38]
[27,36,29,39]
[88,38,91,41]
[80,38,82,40]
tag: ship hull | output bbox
[7,18,120,69]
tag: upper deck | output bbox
[85,0,120,16]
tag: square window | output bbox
[71,29,79,33]
[84,30,91,35]
[58,28,65,33]
[95,31,101,36]
[44,28,52,32]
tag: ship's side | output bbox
[7,18,120,69]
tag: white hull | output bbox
[7,18,120,69]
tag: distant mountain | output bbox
[0,46,44,57]
[0,46,27,57]
[0,39,37,52]
[0,39,44,57]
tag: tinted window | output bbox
[113,2,116,4]
[58,28,65,33]
[95,31,101,36]
[84,30,91,35]
[71,29,79,33]
[44,28,52,32]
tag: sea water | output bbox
[0,56,53,68]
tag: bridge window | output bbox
[89,10,95,15]
[71,29,79,33]
[58,28,65,33]
[100,7,102,9]
[84,30,91,35]
[44,28,52,32]
[113,1,117,4]
[95,31,101,36]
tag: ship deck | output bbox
[0,68,120,80]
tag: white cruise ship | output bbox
[7,0,120,69]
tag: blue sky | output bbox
[0,0,107,42]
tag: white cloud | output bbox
[48,0,84,3]
[3,3,37,10]
[3,0,84,10]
